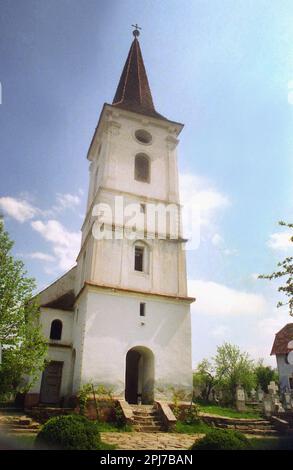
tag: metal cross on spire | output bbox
[132,24,142,38]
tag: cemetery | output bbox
[1,373,293,450]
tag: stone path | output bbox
[100,432,203,450]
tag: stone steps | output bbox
[220,424,278,435]
[133,425,164,432]
[201,414,282,436]
[28,406,74,423]
[131,405,165,432]
[134,418,162,425]
[0,413,41,436]
[4,427,39,434]
[0,423,40,430]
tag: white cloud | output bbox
[267,232,292,250]
[179,173,230,226]
[27,252,56,262]
[0,197,38,223]
[211,233,237,256]
[251,273,260,281]
[179,173,230,249]
[31,219,81,271]
[223,248,238,256]
[245,315,288,365]
[54,192,81,211]
[211,233,224,247]
[188,279,267,316]
[210,325,231,338]
[0,190,83,224]
[257,316,285,338]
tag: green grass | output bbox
[12,434,36,449]
[96,422,133,433]
[175,422,293,451]
[11,432,117,450]
[174,421,212,434]
[249,437,293,450]
[100,442,117,450]
[197,404,261,419]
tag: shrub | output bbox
[35,414,101,450]
[183,404,201,425]
[190,428,251,451]
[114,403,126,428]
[77,383,93,415]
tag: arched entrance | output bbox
[125,346,154,404]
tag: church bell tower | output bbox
[73,29,194,403]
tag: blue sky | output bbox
[0,0,293,367]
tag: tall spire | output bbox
[112,31,165,120]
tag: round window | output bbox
[135,129,152,145]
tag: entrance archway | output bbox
[125,346,154,404]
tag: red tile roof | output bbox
[271,323,293,355]
[112,38,167,120]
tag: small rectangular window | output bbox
[134,246,144,272]
[140,303,146,317]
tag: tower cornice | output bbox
[75,281,195,305]
[87,103,183,161]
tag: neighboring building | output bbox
[271,323,293,392]
[25,31,194,408]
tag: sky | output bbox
[0,0,293,367]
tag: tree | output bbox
[193,359,217,402]
[0,220,47,399]
[259,221,293,315]
[254,360,278,393]
[214,343,256,403]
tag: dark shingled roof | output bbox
[271,323,293,355]
[112,38,167,120]
[42,290,75,311]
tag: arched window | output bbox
[50,319,63,340]
[135,154,150,183]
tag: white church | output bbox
[25,30,194,408]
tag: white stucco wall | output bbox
[76,106,187,297]
[74,286,193,400]
[79,237,186,297]
[86,106,181,211]
[30,347,74,398]
[29,308,74,398]
[39,307,73,345]
[276,354,293,391]
[34,106,193,404]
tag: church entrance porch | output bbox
[40,361,63,404]
[125,346,154,405]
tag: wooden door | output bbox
[40,361,63,404]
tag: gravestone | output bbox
[250,388,257,401]
[214,390,222,404]
[263,396,273,417]
[235,385,246,412]
[283,392,292,410]
[257,387,264,402]
[272,395,285,413]
[268,381,278,396]
[263,382,285,415]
